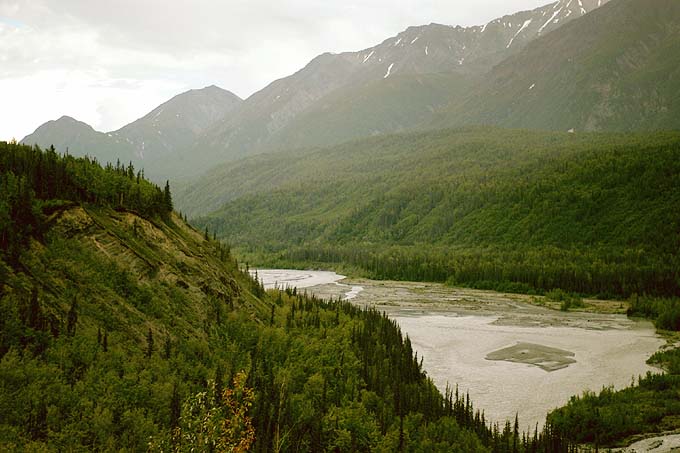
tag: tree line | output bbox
[0,140,173,265]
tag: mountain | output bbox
[21,85,242,179]
[22,1,611,179]
[436,0,680,131]
[189,0,610,171]
[19,115,136,166]
[188,127,680,298]
[113,85,242,175]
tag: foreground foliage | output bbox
[1,141,578,451]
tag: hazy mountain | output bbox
[23,0,612,178]
[436,0,680,131]
[116,85,241,159]
[190,0,610,171]
[22,85,242,179]
[20,116,136,166]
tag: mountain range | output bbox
[22,0,629,180]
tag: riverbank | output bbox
[254,269,663,431]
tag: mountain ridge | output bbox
[22,0,611,179]
[21,85,242,179]
[189,0,610,171]
[435,0,680,131]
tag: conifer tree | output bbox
[146,328,154,358]
[163,180,173,213]
[66,297,78,337]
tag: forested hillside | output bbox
[0,141,578,451]
[188,128,680,298]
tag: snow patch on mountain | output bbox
[507,19,532,48]
[383,63,394,79]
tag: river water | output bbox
[252,269,664,431]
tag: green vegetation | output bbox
[628,294,680,331]
[547,373,680,448]
[1,141,580,451]
[0,141,171,262]
[544,289,585,312]
[188,127,680,299]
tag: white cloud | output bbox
[0,0,551,140]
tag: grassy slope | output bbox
[0,204,267,449]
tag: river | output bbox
[252,269,664,431]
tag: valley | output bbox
[4,0,680,450]
[253,269,664,431]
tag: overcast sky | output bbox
[0,0,552,140]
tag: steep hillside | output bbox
[436,0,680,131]
[1,141,521,452]
[269,72,474,151]
[190,0,610,170]
[21,86,242,179]
[189,128,680,298]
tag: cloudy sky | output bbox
[0,0,551,140]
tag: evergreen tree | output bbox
[66,297,78,337]
[163,180,173,214]
[170,383,181,429]
[146,328,154,358]
[163,335,172,359]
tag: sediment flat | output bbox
[485,342,577,372]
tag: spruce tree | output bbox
[163,180,173,213]
[170,383,181,429]
[66,297,78,337]
[146,328,154,358]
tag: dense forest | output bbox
[189,127,680,299]
[0,141,583,451]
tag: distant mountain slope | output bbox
[254,73,475,153]
[20,116,136,166]
[114,85,242,162]
[436,0,680,131]
[21,0,615,179]
[188,127,680,298]
[21,85,242,179]
[190,0,610,170]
